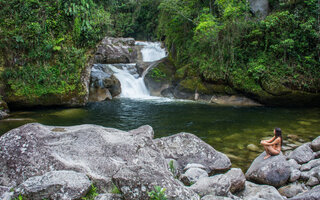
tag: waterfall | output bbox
[108,42,167,99]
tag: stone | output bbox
[288,185,320,200]
[180,168,208,186]
[247,144,260,152]
[0,110,9,120]
[245,151,290,187]
[184,163,207,171]
[278,183,307,198]
[95,193,123,200]
[289,169,301,182]
[239,181,284,200]
[94,37,137,64]
[112,165,199,200]
[306,176,319,186]
[201,195,233,200]
[224,168,246,193]
[288,143,315,164]
[190,174,231,197]
[154,133,231,174]
[315,150,320,159]
[288,159,301,170]
[0,186,13,200]
[13,170,91,200]
[287,134,299,140]
[248,0,269,18]
[300,158,320,171]
[311,136,320,152]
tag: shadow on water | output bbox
[1,98,320,171]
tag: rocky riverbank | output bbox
[0,123,319,200]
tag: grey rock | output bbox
[154,133,231,174]
[240,181,284,200]
[190,174,231,197]
[112,165,199,200]
[184,163,207,171]
[180,168,208,186]
[300,158,320,171]
[278,183,307,198]
[14,170,91,200]
[299,165,320,181]
[306,176,319,186]
[245,152,290,187]
[289,143,315,164]
[288,185,320,200]
[225,168,246,193]
[311,136,320,152]
[248,0,269,18]
[0,186,13,200]
[94,37,137,64]
[95,193,123,200]
[290,169,301,182]
[288,159,301,170]
[315,150,320,159]
[0,111,9,120]
[201,195,233,200]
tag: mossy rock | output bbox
[260,79,292,96]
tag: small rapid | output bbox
[135,41,167,62]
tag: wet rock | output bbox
[248,0,269,18]
[240,181,284,200]
[290,169,301,182]
[112,165,199,200]
[13,170,91,200]
[287,134,299,141]
[300,158,320,171]
[306,176,319,186]
[180,168,208,186]
[245,152,290,187]
[278,183,307,198]
[210,95,261,106]
[311,136,320,151]
[289,143,315,164]
[224,168,246,193]
[94,37,137,64]
[190,174,231,197]
[247,144,260,152]
[154,133,231,175]
[94,193,123,200]
[288,185,320,200]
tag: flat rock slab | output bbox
[240,181,284,200]
[245,152,290,187]
[154,133,231,174]
[14,170,91,200]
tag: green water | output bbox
[1,98,320,171]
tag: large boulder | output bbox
[0,123,204,199]
[154,133,231,175]
[300,158,320,171]
[288,185,320,200]
[189,174,231,197]
[13,170,91,200]
[288,143,315,164]
[94,37,137,64]
[311,136,320,152]
[239,181,284,200]
[245,151,290,187]
[224,168,246,193]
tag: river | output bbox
[1,98,319,171]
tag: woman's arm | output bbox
[264,136,276,143]
[262,137,281,146]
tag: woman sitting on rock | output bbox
[260,128,282,159]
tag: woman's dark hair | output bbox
[274,127,282,146]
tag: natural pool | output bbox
[1,98,320,171]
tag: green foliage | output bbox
[168,160,176,176]
[81,184,98,200]
[148,186,167,200]
[150,68,167,80]
[111,183,121,194]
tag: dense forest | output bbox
[0,0,319,106]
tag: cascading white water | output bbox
[135,41,167,62]
[107,41,167,99]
